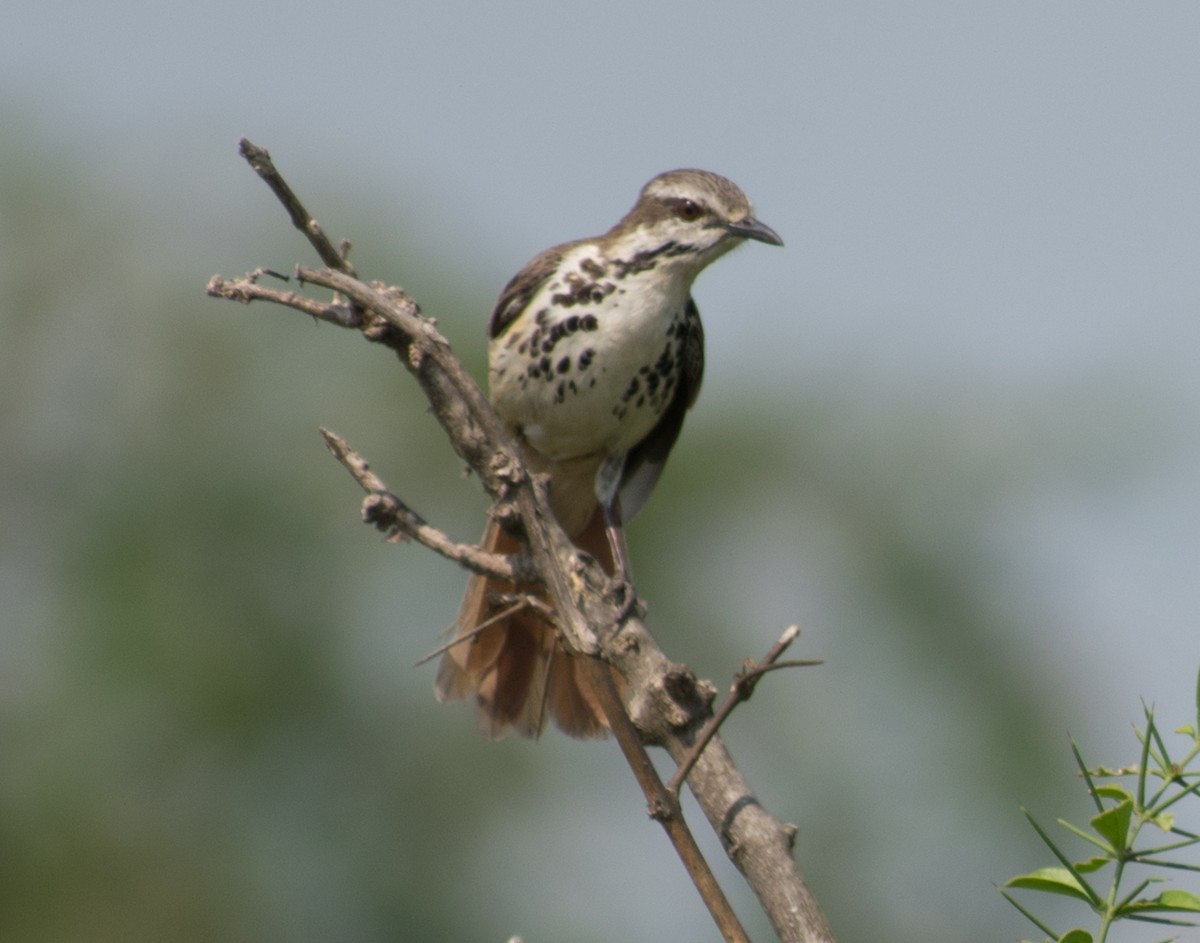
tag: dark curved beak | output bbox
[726,215,784,247]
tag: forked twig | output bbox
[205,269,361,325]
[238,138,356,276]
[666,625,822,798]
[320,427,534,582]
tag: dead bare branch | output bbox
[666,625,822,799]
[208,139,836,943]
[237,138,356,276]
[319,427,533,582]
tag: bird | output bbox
[435,169,782,738]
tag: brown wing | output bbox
[616,296,705,522]
[488,240,583,340]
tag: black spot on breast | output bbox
[551,273,615,308]
[580,257,607,278]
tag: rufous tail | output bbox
[434,511,615,738]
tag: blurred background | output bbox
[2,2,1198,941]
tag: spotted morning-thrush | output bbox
[436,169,782,738]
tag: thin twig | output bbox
[414,599,535,668]
[206,272,359,326]
[666,626,821,798]
[320,427,534,582]
[237,138,356,276]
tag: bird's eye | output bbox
[674,199,703,221]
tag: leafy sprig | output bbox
[1002,667,1200,943]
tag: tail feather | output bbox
[434,514,614,739]
[470,607,554,738]
[546,649,610,738]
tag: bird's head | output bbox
[607,169,782,276]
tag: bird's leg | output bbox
[602,495,634,585]
[595,452,634,584]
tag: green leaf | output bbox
[1151,811,1175,832]
[1155,889,1200,912]
[1005,868,1094,902]
[1118,888,1200,914]
[1094,764,1138,776]
[1073,856,1110,874]
[1175,723,1196,738]
[1094,784,1133,802]
[1091,799,1133,852]
[1057,930,1093,943]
